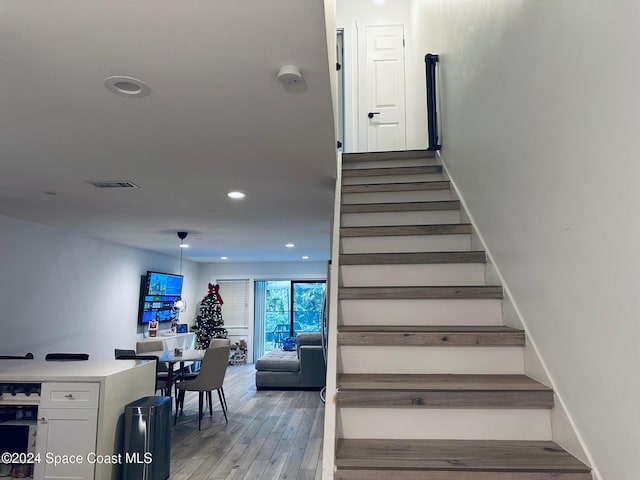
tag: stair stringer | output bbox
[439,151,599,480]
[321,151,345,480]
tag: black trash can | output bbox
[122,396,172,480]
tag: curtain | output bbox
[253,281,266,362]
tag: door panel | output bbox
[365,25,406,152]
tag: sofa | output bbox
[255,332,326,389]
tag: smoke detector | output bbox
[277,65,303,85]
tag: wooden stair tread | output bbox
[341,200,460,213]
[341,224,472,237]
[342,181,450,194]
[339,325,522,333]
[338,286,503,300]
[335,439,591,473]
[337,325,524,347]
[342,165,442,177]
[343,150,436,162]
[340,251,485,265]
[336,374,554,408]
[337,373,551,391]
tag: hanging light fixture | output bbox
[174,231,188,312]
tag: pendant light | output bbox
[174,231,188,312]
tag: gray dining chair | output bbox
[0,353,34,359]
[115,349,174,396]
[45,353,89,361]
[174,345,230,430]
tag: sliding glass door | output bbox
[254,280,325,358]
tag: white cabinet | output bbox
[34,408,98,480]
[0,360,156,480]
[40,382,100,409]
[33,382,99,480]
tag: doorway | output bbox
[359,24,407,152]
[254,280,326,359]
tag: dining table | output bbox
[145,349,206,396]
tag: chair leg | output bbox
[217,389,228,423]
[220,387,228,411]
[198,392,204,431]
[207,391,213,416]
[173,390,180,425]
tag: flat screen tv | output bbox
[138,271,184,324]
[146,271,183,296]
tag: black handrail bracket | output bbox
[425,53,441,151]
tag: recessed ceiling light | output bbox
[220,256,228,260]
[104,76,151,98]
[285,243,295,248]
[227,191,246,199]
[302,256,309,260]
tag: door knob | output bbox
[367,112,380,119]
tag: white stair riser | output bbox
[340,264,486,287]
[341,210,460,227]
[338,408,552,441]
[341,235,471,254]
[342,173,444,185]
[342,190,451,204]
[338,346,522,374]
[340,298,503,326]
[342,158,437,169]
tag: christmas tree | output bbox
[192,283,227,348]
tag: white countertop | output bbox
[0,359,151,382]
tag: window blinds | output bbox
[216,280,249,328]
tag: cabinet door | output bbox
[33,408,97,480]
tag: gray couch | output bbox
[255,332,326,389]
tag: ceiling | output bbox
[0,0,337,263]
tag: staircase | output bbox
[331,150,591,479]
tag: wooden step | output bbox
[342,165,442,178]
[342,181,450,194]
[341,224,472,237]
[338,286,502,300]
[336,374,553,408]
[341,201,460,213]
[335,439,591,480]
[340,252,485,265]
[337,325,523,346]
[343,150,436,162]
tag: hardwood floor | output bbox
[170,364,324,480]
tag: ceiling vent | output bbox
[88,181,140,189]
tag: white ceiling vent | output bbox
[88,181,140,189]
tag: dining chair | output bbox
[188,338,230,374]
[114,348,136,359]
[45,353,89,361]
[0,353,34,359]
[174,345,230,430]
[115,352,173,396]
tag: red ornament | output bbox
[207,282,224,304]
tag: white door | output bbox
[362,25,406,152]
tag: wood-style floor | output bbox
[170,364,324,480]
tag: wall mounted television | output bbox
[138,271,184,324]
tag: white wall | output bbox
[0,214,199,360]
[198,261,327,281]
[337,0,427,151]
[411,1,640,479]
